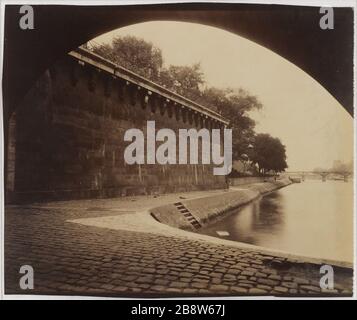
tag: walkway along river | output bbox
[198,180,354,263]
[5,180,354,296]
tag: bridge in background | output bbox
[285,171,353,182]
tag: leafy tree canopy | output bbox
[92,36,163,81]
[159,63,204,100]
[250,133,288,173]
[198,87,261,160]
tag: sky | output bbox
[92,21,354,171]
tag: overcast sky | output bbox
[92,21,353,171]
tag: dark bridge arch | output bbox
[3,3,354,121]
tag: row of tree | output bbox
[91,36,288,174]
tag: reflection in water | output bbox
[198,180,353,263]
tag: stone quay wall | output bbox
[6,47,228,203]
[151,179,292,231]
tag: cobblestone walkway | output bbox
[4,194,354,297]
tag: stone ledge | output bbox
[6,182,227,204]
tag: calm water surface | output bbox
[198,180,354,263]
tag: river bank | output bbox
[6,178,352,297]
[150,178,292,231]
[198,180,354,263]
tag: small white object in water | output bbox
[216,231,230,237]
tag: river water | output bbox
[198,180,354,263]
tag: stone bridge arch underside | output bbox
[3,3,354,119]
[2,3,354,203]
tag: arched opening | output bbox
[3,8,353,204]
[3,4,353,118]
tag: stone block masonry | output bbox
[5,47,228,203]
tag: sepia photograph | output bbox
[0,0,355,303]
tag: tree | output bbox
[331,160,353,173]
[198,87,262,161]
[250,133,288,174]
[158,64,204,100]
[92,36,163,81]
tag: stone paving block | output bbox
[281,281,298,289]
[154,279,169,286]
[170,281,187,288]
[231,286,248,294]
[249,288,268,294]
[182,288,199,294]
[257,284,272,291]
[257,278,279,286]
[274,286,289,294]
[191,282,208,289]
[152,285,165,291]
[209,284,229,292]
[294,277,310,285]
[268,274,282,281]
[300,285,321,293]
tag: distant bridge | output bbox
[285,171,353,182]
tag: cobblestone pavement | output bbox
[4,193,354,298]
